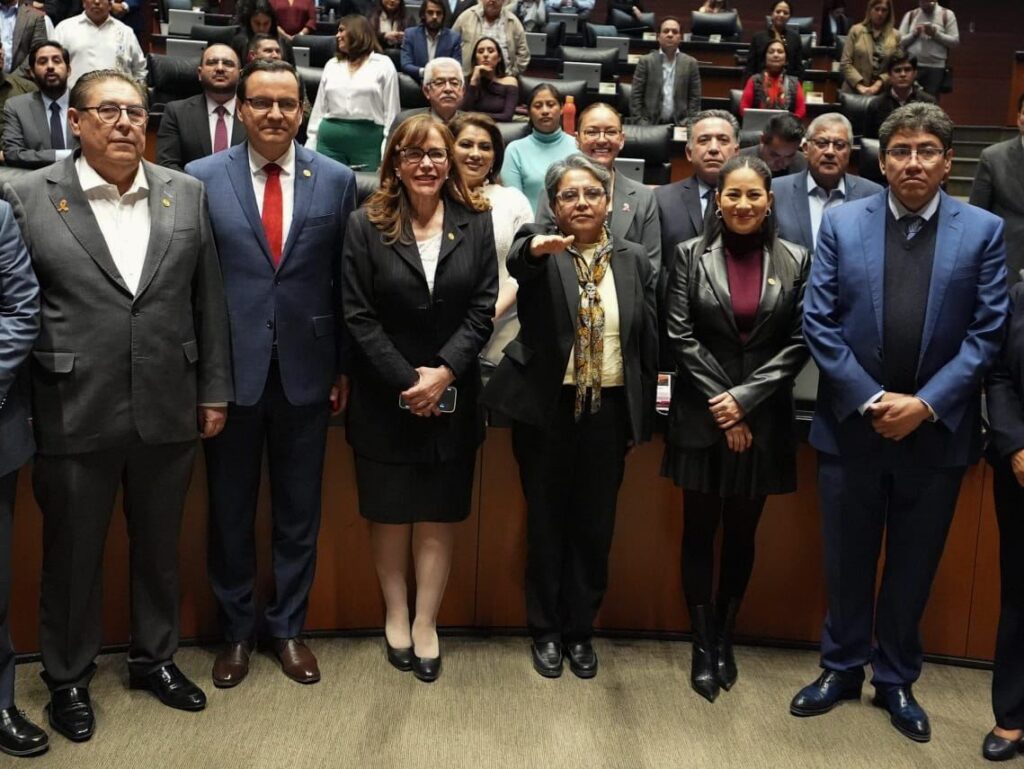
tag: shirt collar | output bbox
[660,48,677,64]
[76,155,148,197]
[697,178,714,199]
[806,171,846,197]
[206,95,237,117]
[888,189,940,221]
[42,91,70,112]
[0,5,18,18]
[247,141,295,176]
[79,12,114,28]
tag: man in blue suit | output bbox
[791,103,1009,742]
[400,0,462,83]
[772,112,883,254]
[186,59,357,688]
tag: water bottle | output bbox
[562,95,576,136]
[328,7,335,23]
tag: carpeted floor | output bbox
[6,637,998,769]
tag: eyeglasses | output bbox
[243,97,301,114]
[426,77,462,89]
[398,147,449,164]
[883,146,947,163]
[555,187,606,204]
[809,137,850,152]
[580,127,622,140]
[79,103,148,126]
[202,57,238,68]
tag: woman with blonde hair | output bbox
[839,0,899,95]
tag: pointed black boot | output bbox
[689,605,719,702]
[715,599,740,691]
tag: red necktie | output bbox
[213,105,228,153]
[262,163,283,266]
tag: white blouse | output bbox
[304,53,400,151]
[417,231,442,295]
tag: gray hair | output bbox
[690,109,739,139]
[544,153,611,208]
[879,102,954,150]
[806,112,854,143]
[423,57,464,85]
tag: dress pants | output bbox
[991,461,1024,729]
[817,448,964,686]
[512,387,629,645]
[33,438,196,690]
[0,471,17,708]
[916,66,945,98]
[204,360,330,642]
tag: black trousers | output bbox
[204,361,330,642]
[34,439,196,690]
[916,65,945,98]
[0,471,16,708]
[817,449,964,687]
[991,461,1024,729]
[512,387,629,644]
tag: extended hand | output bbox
[1012,449,1024,487]
[198,406,227,439]
[329,374,350,415]
[708,391,744,429]
[529,234,575,258]
[725,423,753,453]
[868,393,930,441]
[400,366,455,416]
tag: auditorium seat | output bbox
[496,121,531,147]
[838,91,876,139]
[292,34,337,68]
[148,54,203,112]
[857,138,886,186]
[616,82,631,119]
[517,75,587,109]
[190,24,238,46]
[621,124,672,184]
[398,72,428,109]
[355,171,379,204]
[558,45,618,81]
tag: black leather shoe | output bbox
[0,708,48,756]
[411,654,441,683]
[790,670,863,717]
[129,663,207,711]
[47,687,94,742]
[531,641,562,679]
[689,605,719,703]
[983,730,1024,761]
[872,684,930,742]
[386,640,413,672]
[566,641,598,679]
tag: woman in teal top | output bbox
[501,84,578,212]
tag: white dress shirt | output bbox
[0,4,17,74]
[806,172,846,248]
[55,13,147,87]
[659,49,677,123]
[416,231,442,294]
[248,142,296,250]
[206,95,237,153]
[76,155,150,295]
[304,53,400,151]
[697,178,713,218]
[41,91,72,160]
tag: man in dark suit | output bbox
[629,16,701,126]
[772,112,883,254]
[156,44,246,172]
[2,69,233,743]
[3,40,76,168]
[864,51,936,139]
[0,200,46,757]
[400,0,461,83]
[970,92,1024,284]
[737,112,807,178]
[792,103,1009,742]
[186,60,357,689]
[0,0,46,74]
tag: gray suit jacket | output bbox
[2,156,234,455]
[2,91,78,169]
[971,137,1024,284]
[9,4,46,74]
[535,171,662,278]
[772,170,883,254]
[156,94,246,173]
[630,50,701,126]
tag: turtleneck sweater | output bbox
[500,127,579,213]
[722,228,765,343]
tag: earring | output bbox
[766,206,772,216]
[395,171,401,180]
[714,207,723,219]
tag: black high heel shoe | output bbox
[411,653,441,683]
[982,729,1024,761]
[385,640,413,672]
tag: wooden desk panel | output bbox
[1010,52,1024,127]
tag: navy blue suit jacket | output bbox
[771,171,883,254]
[400,25,462,82]
[803,190,1009,466]
[186,143,357,407]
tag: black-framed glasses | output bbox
[809,137,850,152]
[883,146,947,163]
[79,103,148,126]
[426,77,462,90]
[555,187,606,204]
[243,97,302,114]
[580,127,622,140]
[398,147,449,165]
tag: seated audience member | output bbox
[511,0,545,32]
[0,40,35,143]
[744,1,804,82]
[232,1,295,66]
[3,0,46,75]
[544,0,592,21]
[739,38,806,120]
[53,0,145,87]
[453,0,530,77]
[246,33,284,62]
[400,0,462,82]
[864,50,934,139]
[739,113,807,178]
[395,56,464,126]
[839,0,899,95]
[771,112,882,253]
[697,0,742,30]
[462,37,517,122]
[630,15,701,127]
[369,0,417,52]
[536,102,661,276]
[820,0,850,49]
[896,0,958,98]
[268,0,316,39]
[3,40,75,168]
[157,44,246,172]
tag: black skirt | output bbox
[661,438,797,499]
[353,453,476,523]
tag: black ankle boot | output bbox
[689,605,719,702]
[715,598,740,691]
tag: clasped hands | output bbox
[867,391,931,441]
[401,366,455,417]
[709,392,752,453]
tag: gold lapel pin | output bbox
[303,169,312,178]
[767,277,778,286]
[162,198,171,207]
[447,232,455,241]
[56,198,69,213]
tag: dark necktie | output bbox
[49,102,64,151]
[262,163,283,266]
[213,105,228,153]
[902,215,924,240]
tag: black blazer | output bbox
[156,94,247,173]
[341,198,498,463]
[819,11,850,49]
[482,223,658,445]
[664,234,809,454]
[986,281,1024,462]
[744,29,805,81]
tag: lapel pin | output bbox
[767,277,778,286]
[56,198,69,213]
[622,202,630,212]
[447,232,455,240]
[303,169,312,178]
[162,198,171,207]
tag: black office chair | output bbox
[518,76,588,109]
[190,23,238,45]
[398,72,427,109]
[616,82,631,119]
[315,20,339,35]
[558,45,618,81]
[297,65,324,107]
[545,21,566,56]
[838,91,875,139]
[787,16,816,35]
[292,34,337,68]
[148,54,204,112]
[496,121,531,147]
[690,10,740,41]
[621,124,671,184]
[355,171,380,204]
[729,88,743,118]
[383,48,401,70]
[857,138,885,186]
[609,8,655,36]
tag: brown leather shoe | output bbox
[270,638,320,684]
[212,641,252,688]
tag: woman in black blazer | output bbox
[982,281,1024,760]
[819,0,850,50]
[663,154,809,702]
[745,0,805,81]
[483,154,658,680]
[341,114,498,683]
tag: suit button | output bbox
[132,309,140,317]
[266,320,274,329]
[274,277,281,285]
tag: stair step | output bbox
[952,140,993,159]
[953,125,1018,144]
[951,157,978,177]
[946,176,974,197]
